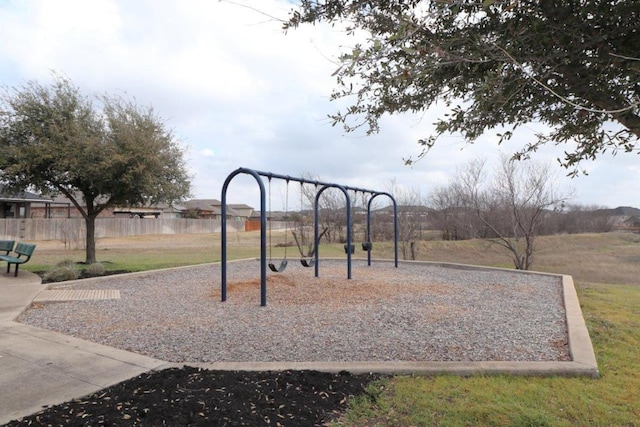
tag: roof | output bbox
[183,199,221,212]
[227,203,253,210]
[0,185,53,203]
[182,200,254,217]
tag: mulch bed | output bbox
[5,366,384,426]
[38,268,132,284]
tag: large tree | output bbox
[0,76,191,263]
[287,0,640,173]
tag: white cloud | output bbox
[0,0,638,209]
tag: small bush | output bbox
[84,262,105,277]
[43,265,79,282]
[55,259,76,268]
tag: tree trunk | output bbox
[85,215,97,264]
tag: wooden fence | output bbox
[0,218,246,241]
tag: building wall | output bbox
[0,202,31,219]
[29,205,116,219]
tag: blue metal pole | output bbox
[367,192,399,268]
[314,188,320,278]
[221,167,267,306]
[343,185,352,279]
[392,197,399,268]
[221,178,229,302]
[366,196,373,266]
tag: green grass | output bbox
[23,231,349,275]
[336,233,640,427]
[22,231,640,425]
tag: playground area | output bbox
[19,259,573,367]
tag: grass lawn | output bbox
[23,231,640,426]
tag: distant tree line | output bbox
[294,158,622,270]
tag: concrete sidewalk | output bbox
[0,271,168,425]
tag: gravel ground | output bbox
[18,259,570,363]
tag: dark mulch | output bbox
[5,366,384,427]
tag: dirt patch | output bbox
[218,265,453,307]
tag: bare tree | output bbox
[430,161,485,241]
[432,155,570,270]
[386,179,426,261]
[296,174,346,245]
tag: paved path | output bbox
[0,271,168,425]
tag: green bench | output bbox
[0,242,36,277]
[0,240,15,255]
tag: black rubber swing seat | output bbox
[362,242,373,251]
[268,259,288,273]
[300,258,315,267]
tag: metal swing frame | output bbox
[221,167,398,306]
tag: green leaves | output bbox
[0,76,190,208]
[0,74,191,262]
[287,0,640,173]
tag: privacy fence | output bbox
[0,218,250,241]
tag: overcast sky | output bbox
[1,0,638,210]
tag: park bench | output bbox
[0,242,36,277]
[0,240,15,256]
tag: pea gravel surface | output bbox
[18,259,570,363]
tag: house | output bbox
[182,199,222,219]
[182,199,254,220]
[29,193,114,219]
[227,203,254,219]
[112,202,184,219]
[11,189,257,221]
[0,186,53,218]
[373,204,434,221]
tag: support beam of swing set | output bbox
[221,167,398,307]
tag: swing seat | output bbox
[344,244,355,254]
[362,242,373,251]
[300,258,315,267]
[269,259,288,273]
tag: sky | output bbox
[0,0,638,211]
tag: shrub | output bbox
[55,259,76,268]
[43,265,79,282]
[84,262,105,277]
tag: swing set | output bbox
[221,167,398,306]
